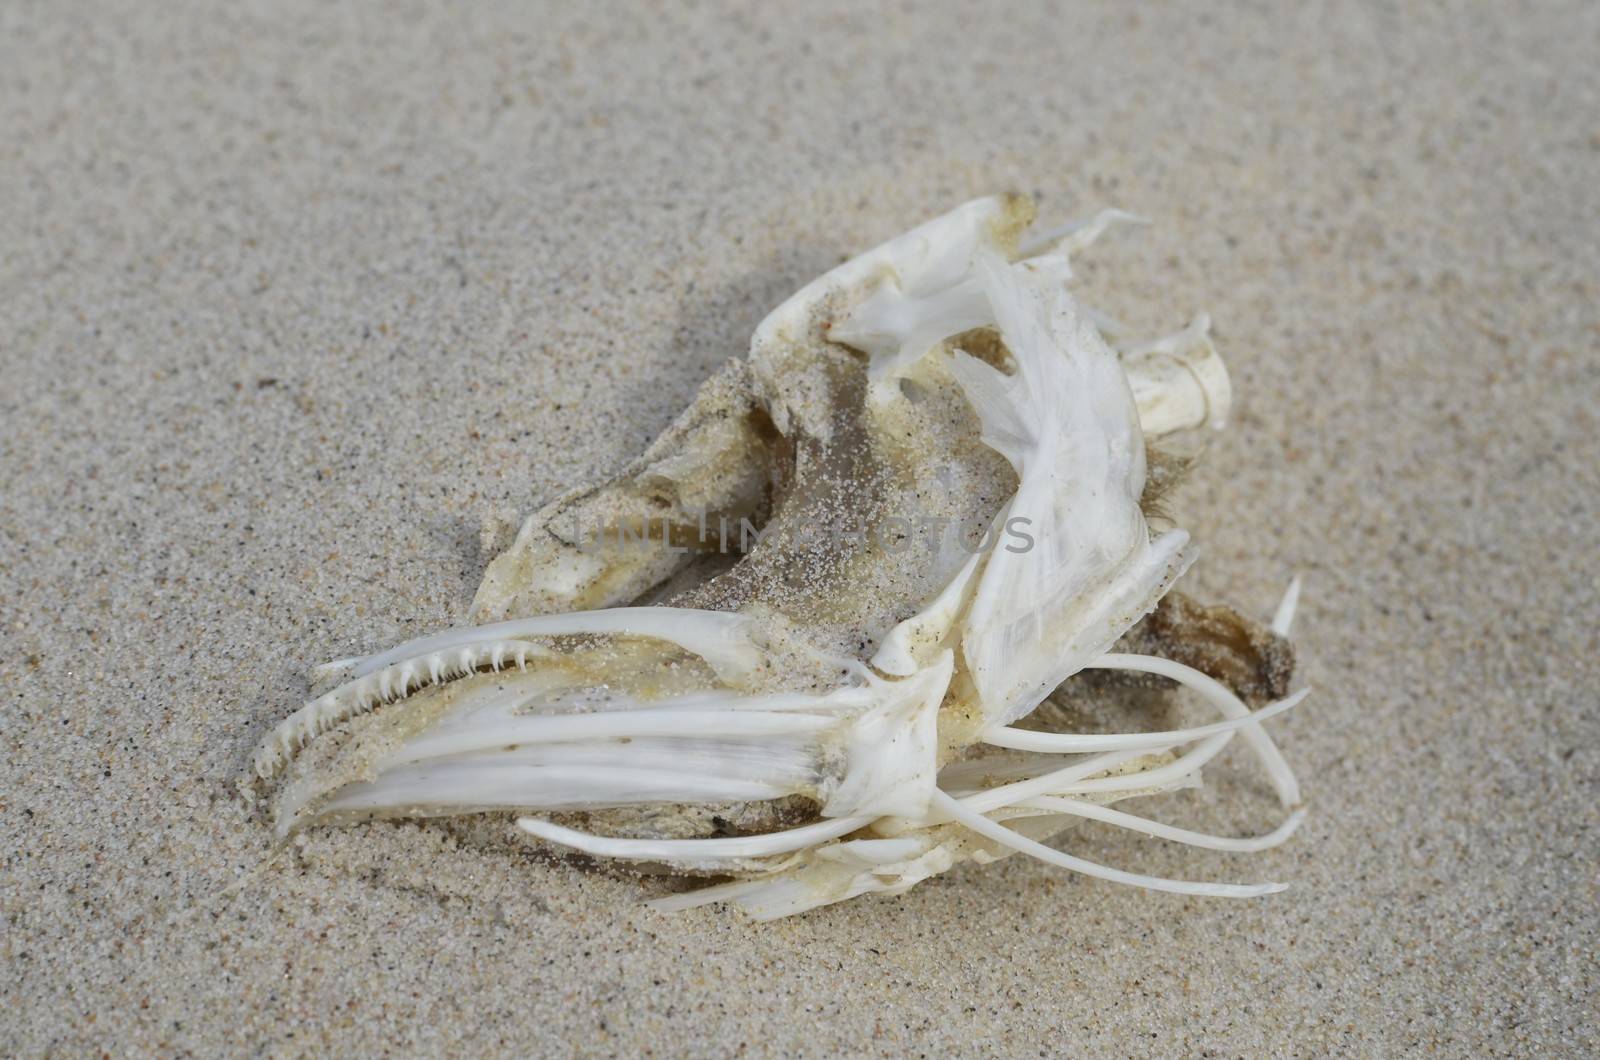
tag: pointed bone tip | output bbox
[1271,575,1303,636]
[1105,208,1151,227]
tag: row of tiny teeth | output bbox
[253,639,545,779]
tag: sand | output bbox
[2,1,1596,1054]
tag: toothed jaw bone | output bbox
[254,607,766,780]
[253,639,547,779]
[255,195,1309,917]
[260,605,962,841]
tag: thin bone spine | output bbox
[981,686,1310,753]
[930,789,1286,898]
[1017,798,1308,853]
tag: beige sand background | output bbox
[3,1,1596,1054]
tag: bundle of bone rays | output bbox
[251,194,1312,919]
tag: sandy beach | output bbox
[2,1,1596,1054]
